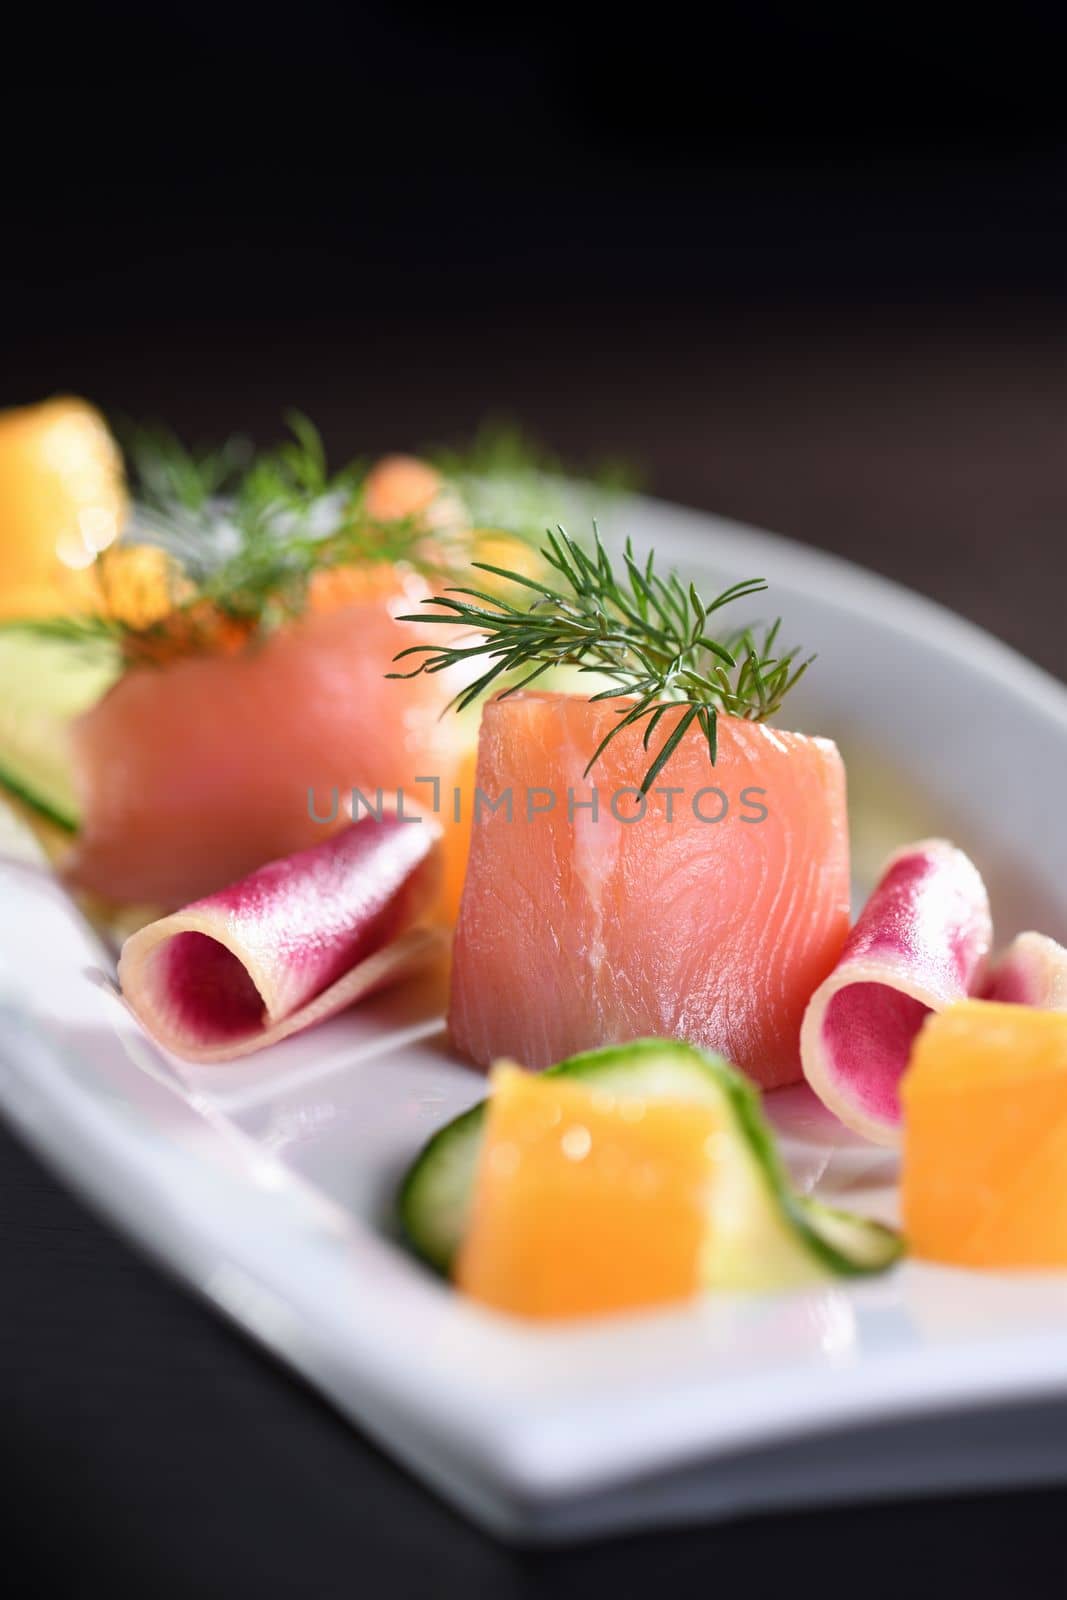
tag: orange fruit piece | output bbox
[469,529,545,592]
[96,542,193,632]
[454,1065,718,1319]
[307,562,409,611]
[901,999,1067,1268]
[435,741,479,927]
[363,454,467,543]
[363,454,445,523]
[0,396,126,618]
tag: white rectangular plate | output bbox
[4,494,1067,1543]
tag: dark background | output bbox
[3,3,1066,670]
[4,5,1067,1593]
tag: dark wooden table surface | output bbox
[4,305,1067,1595]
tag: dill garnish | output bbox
[4,419,629,675]
[390,525,813,793]
[429,420,636,541]
[0,614,123,677]
[7,416,462,664]
[120,414,436,628]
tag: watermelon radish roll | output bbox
[981,931,1067,1009]
[800,839,992,1145]
[118,814,442,1062]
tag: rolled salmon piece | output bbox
[449,693,851,1089]
[800,839,992,1145]
[981,931,1067,1009]
[118,814,442,1062]
[65,580,470,913]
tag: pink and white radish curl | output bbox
[800,839,992,1145]
[981,931,1067,1010]
[119,814,442,1063]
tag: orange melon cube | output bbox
[0,396,126,618]
[902,1000,1067,1268]
[454,1065,718,1319]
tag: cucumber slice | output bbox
[0,627,119,829]
[398,1038,901,1289]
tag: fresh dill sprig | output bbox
[123,422,252,516]
[0,614,119,644]
[114,414,446,638]
[430,419,637,545]
[8,420,640,676]
[389,525,813,793]
[0,612,123,671]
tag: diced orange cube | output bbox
[454,1066,718,1319]
[0,396,126,618]
[901,1000,1067,1268]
